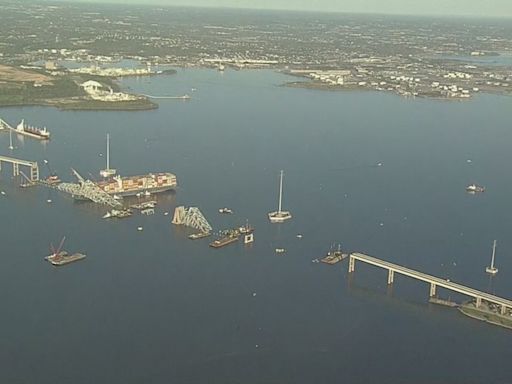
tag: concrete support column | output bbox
[476,297,482,308]
[13,163,19,177]
[429,283,437,297]
[387,269,394,285]
[348,256,355,273]
[501,305,507,315]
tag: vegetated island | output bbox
[0,64,167,110]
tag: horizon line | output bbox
[42,0,512,20]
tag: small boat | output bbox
[466,184,485,193]
[219,207,233,214]
[275,248,286,253]
[141,208,155,215]
[103,209,132,219]
[130,201,156,210]
[189,232,211,240]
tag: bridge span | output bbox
[349,252,512,314]
[0,155,39,181]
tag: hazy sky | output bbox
[57,0,512,18]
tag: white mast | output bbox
[268,169,292,223]
[491,240,497,269]
[100,133,116,178]
[8,128,13,150]
[106,133,110,170]
[486,239,498,275]
[278,170,283,213]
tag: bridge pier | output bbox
[13,163,19,177]
[348,255,355,273]
[430,283,437,297]
[476,297,482,308]
[501,305,507,315]
[387,269,394,285]
[30,164,39,182]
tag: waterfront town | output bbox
[0,0,511,106]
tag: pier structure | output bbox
[0,155,39,182]
[348,252,512,315]
[56,168,122,208]
[0,117,15,131]
[172,206,212,233]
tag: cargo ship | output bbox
[15,119,50,140]
[45,251,86,266]
[458,300,512,330]
[96,173,177,197]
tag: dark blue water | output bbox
[1,69,511,383]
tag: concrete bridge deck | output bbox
[349,252,512,313]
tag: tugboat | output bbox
[219,207,233,214]
[466,184,485,193]
[45,237,86,266]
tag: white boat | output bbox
[219,207,233,214]
[268,170,292,223]
[466,184,485,193]
[100,133,116,178]
[486,240,498,275]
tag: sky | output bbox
[54,0,512,18]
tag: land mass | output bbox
[0,1,511,108]
[0,64,157,110]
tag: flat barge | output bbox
[45,251,86,266]
[429,297,459,307]
[209,234,239,248]
[458,300,512,330]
